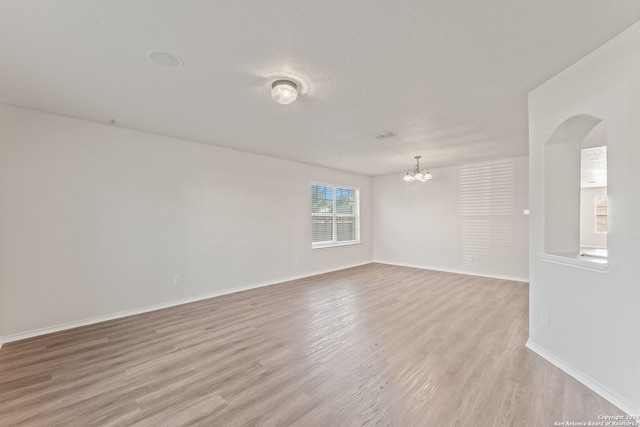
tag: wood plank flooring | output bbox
[0,263,628,426]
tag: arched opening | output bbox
[544,115,606,261]
[579,122,607,260]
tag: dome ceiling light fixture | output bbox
[271,79,298,105]
[403,155,433,182]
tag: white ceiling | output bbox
[1,1,639,176]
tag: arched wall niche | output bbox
[544,114,603,255]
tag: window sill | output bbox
[538,252,610,274]
[312,241,360,250]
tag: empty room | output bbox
[1,1,639,426]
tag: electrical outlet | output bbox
[173,275,181,285]
[540,309,549,325]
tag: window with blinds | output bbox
[311,183,360,248]
[595,196,608,233]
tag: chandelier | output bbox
[403,156,433,182]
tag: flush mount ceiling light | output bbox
[147,50,183,69]
[271,79,298,105]
[403,156,433,182]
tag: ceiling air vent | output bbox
[373,130,397,140]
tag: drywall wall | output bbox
[528,21,640,414]
[372,156,529,281]
[0,105,372,340]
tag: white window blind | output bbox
[311,184,360,248]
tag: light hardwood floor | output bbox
[0,263,627,426]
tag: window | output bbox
[311,183,360,248]
[595,196,608,233]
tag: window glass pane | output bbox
[311,185,333,213]
[595,196,608,233]
[335,188,355,214]
[312,215,333,242]
[595,215,608,233]
[336,216,356,241]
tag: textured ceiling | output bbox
[1,1,639,176]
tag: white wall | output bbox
[528,22,640,414]
[580,187,607,248]
[373,156,529,281]
[0,105,372,340]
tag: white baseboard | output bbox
[373,259,529,283]
[0,261,371,348]
[526,340,639,417]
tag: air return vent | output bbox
[373,131,397,140]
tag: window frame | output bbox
[311,182,360,249]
